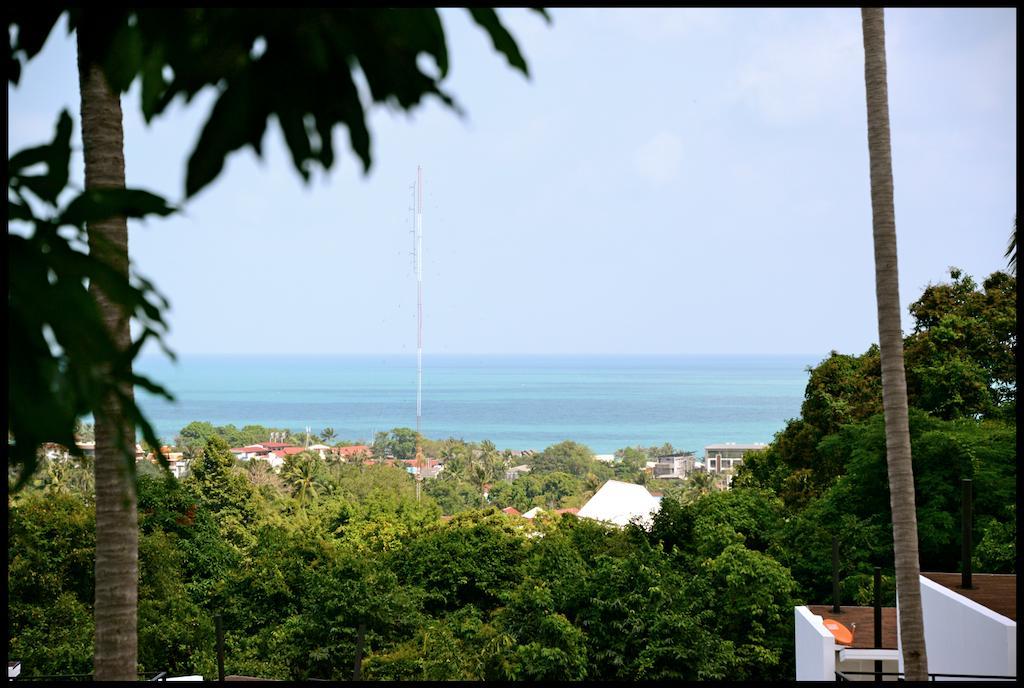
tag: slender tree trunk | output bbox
[77,24,139,682]
[860,7,928,680]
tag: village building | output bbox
[228,444,274,461]
[505,464,531,481]
[332,445,372,461]
[703,442,767,474]
[521,506,579,519]
[651,452,699,480]
[576,480,661,528]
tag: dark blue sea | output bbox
[134,354,821,454]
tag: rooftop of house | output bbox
[577,480,661,527]
[704,443,767,451]
[226,675,279,681]
[922,572,1017,621]
[336,445,370,455]
[230,445,270,453]
[806,605,898,650]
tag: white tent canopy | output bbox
[577,480,661,528]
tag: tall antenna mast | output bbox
[414,166,425,500]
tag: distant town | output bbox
[42,432,766,486]
[38,427,770,524]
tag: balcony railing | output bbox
[836,669,1016,681]
[12,670,168,681]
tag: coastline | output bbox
[132,353,819,453]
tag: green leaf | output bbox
[59,188,177,227]
[530,8,552,24]
[8,110,72,205]
[185,73,268,197]
[277,110,313,181]
[467,9,530,77]
[8,199,33,222]
[139,46,169,121]
[101,20,145,93]
[8,8,63,85]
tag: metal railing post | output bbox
[352,623,366,681]
[216,613,225,681]
[961,478,973,589]
[874,566,882,682]
[832,535,841,613]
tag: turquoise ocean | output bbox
[135,354,822,455]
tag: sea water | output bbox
[134,354,821,454]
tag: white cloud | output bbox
[583,7,730,42]
[633,131,684,185]
[732,10,863,126]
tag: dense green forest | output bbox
[7,268,1015,680]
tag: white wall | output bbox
[795,606,836,681]
[898,576,1016,680]
[839,656,900,681]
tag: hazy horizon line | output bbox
[137,351,829,358]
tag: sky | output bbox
[7,8,1018,357]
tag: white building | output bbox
[795,572,1016,681]
[703,442,766,473]
[505,464,531,481]
[794,605,899,681]
[899,572,1016,681]
[652,452,698,480]
[577,480,661,528]
[229,444,271,461]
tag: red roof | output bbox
[337,445,370,456]
[262,442,289,449]
[554,507,579,515]
[398,457,439,467]
[230,445,268,453]
[501,507,522,516]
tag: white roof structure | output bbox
[522,506,544,519]
[593,454,616,463]
[577,480,662,528]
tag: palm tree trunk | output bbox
[77,24,139,682]
[860,7,928,680]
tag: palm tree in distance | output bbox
[681,469,717,505]
[860,8,927,679]
[321,427,337,444]
[469,460,492,507]
[283,453,326,507]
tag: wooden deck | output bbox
[922,572,1017,621]
[806,604,899,649]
